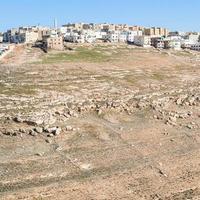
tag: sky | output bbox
[0,0,200,32]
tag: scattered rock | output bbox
[158,169,168,177]
[66,126,73,131]
[46,127,57,134]
[19,128,26,133]
[47,133,54,137]
[35,152,44,157]
[25,118,44,126]
[97,109,102,116]
[45,139,52,144]
[186,124,193,130]
[13,116,23,123]
[169,116,177,123]
[34,127,43,134]
[54,127,62,136]
[3,129,17,136]
[29,130,38,136]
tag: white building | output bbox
[165,39,181,50]
[59,27,68,35]
[127,31,143,43]
[182,34,199,48]
[107,31,120,43]
[182,39,195,48]
[134,36,151,47]
[82,30,96,43]
[191,43,200,51]
[95,31,107,40]
[20,31,39,44]
[168,31,186,37]
[119,31,128,42]
[65,32,85,43]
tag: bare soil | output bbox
[0,44,200,200]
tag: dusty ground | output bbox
[1,43,200,200]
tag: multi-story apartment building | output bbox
[134,35,151,47]
[164,38,182,50]
[129,26,144,31]
[102,24,116,32]
[106,31,120,43]
[127,31,143,43]
[62,23,84,31]
[119,31,128,42]
[94,24,103,31]
[95,31,107,40]
[191,43,200,51]
[144,27,168,37]
[37,27,50,41]
[82,23,95,30]
[181,34,199,48]
[115,24,129,31]
[65,31,85,43]
[3,28,19,43]
[20,31,39,44]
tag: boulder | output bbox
[13,116,24,123]
[29,130,38,136]
[54,127,62,136]
[34,127,43,134]
[66,126,73,131]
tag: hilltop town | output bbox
[1,22,200,57]
[1,22,200,200]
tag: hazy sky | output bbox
[0,0,200,32]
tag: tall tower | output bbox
[54,18,58,29]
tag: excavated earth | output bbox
[1,44,200,200]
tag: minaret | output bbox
[54,18,58,35]
[54,18,58,29]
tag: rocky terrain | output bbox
[1,44,200,199]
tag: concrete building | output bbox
[94,24,103,31]
[37,27,50,41]
[20,31,39,44]
[151,37,165,48]
[191,43,200,51]
[102,24,116,32]
[3,28,19,43]
[62,23,84,31]
[83,23,94,30]
[164,39,182,50]
[43,35,64,51]
[127,31,143,43]
[182,34,200,48]
[65,32,85,43]
[168,31,186,37]
[59,27,68,35]
[119,31,128,42]
[82,30,96,43]
[115,24,129,31]
[144,27,168,37]
[106,31,120,43]
[95,31,107,40]
[134,36,151,47]
[187,34,199,42]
